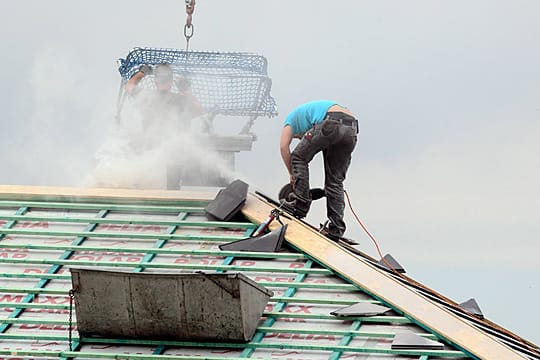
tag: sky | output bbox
[1,0,539,345]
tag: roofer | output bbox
[279,100,358,241]
[125,63,203,133]
[125,63,205,189]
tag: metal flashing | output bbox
[392,332,444,350]
[330,302,392,316]
[459,298,484,319]
[219,224,287,253]
[204,179,248,221]
[378,253,406,273]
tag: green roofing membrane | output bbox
[0,195,476,359]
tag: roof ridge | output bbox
[242,192,532,360]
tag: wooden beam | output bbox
[241,193,527,360]
[205,135,254,152]
[0,185,217,205]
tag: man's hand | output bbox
[125,64,153,95]
[139,64,153,76]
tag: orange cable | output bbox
[344,190,404,277]
[344,192,538,348]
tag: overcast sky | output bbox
[1,0,539,344]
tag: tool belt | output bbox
[324,111,359,133]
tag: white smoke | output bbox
[84,100,243,189]
[21,50,249,190]
[11,49,113,186]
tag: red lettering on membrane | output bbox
[14,221,48,229]
[0,295,24,303]
[285,305,312,314]
[0,252,27,259]
[288,263,305,268]
[99,224,165,233]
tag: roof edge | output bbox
[0,185,217,205]
[242,192,529,360]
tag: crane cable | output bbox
[184,0,195,51]
[344,190,405,277]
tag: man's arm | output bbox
[280,125,294,184]
[125,64,152,95]
[186,94,205,117]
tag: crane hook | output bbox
[184,0,196,51]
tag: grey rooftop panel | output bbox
[219,224,287,253]
[392,332,444,350]
[459,298,484,319]
[378,253,406,273]
[204,179,248,221]
[330,302,392,317]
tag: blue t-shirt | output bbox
[284,100,338,135]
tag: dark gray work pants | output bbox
[290,118,357,237]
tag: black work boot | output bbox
[319,222,359,245]
[319,224,340,242]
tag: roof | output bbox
[0,185,538,360]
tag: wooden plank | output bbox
[0,185,217,205]
[241,193,527,360]
[205,135,254,152]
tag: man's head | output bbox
[175,76,192,94]
[154,64,174,92]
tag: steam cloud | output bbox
[85,97,242,189]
